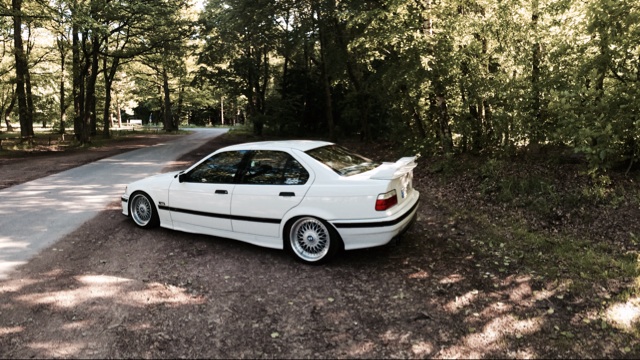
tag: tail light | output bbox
[375,190,398,211]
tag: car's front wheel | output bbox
[129,192,160,228]
[286,217,341,264]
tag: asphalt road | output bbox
[0,128,228,279]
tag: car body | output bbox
[121,140,420,264]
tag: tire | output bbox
[286,216,341,264]
[129,192,160,228]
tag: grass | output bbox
[431,153,640,309]
[0,127,190,156]
[498,224,634,286]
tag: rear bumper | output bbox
[332,193,420,250]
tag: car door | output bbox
[168,150,247,233]
[231,150,313,238]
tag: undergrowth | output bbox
[429,152,640,299]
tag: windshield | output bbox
[306,145,380,176]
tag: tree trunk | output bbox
[400,86,426,140]
[26,62,36,128]
[316,3,335,142]
[434,94,454,153]
[12,0,34,140]
[87,34,100,138]
[102,77,112,137]
[260,46,269,114]
[4,90,16,132]
[72,24,80,140]
[319,42,334,141]
[115,95,122,128]
[469,103,482,151]
[333,10,370,142]
[79,41,97,143]
[58,38,67,134]
[162,67,176,132]
[530,0,543,145]
[175,85,184,130]
[102,45,120,138]
[483,99,494,145]
[411,105,427,140]
[72,26,89,142]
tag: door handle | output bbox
[279,192,295,197]
[215,190,228,194]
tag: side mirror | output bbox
[178,173,187,183]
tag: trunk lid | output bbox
[370,156,418,207]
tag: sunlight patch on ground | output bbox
[411,341,434,356]
[506,282,532,302]
[408,269,429,279]
[28,341,84,357]
[61,319,93,331]
[440,315,543,358]
[132,282,206,307]
[605,296,640,331]
[0,262,28,280]
[77,275,134,285]
[444,289,479,313]
[479,301,513,316]
[0,277,38,293]
[439,273,464,284]
[15,275,204,309]
[126,322,152,331]
[346,340,376,357]
[0,326,24,336]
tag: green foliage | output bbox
[469,214,638,293]
[0,0,638,168]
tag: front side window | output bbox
[185,150,246,184]
[240,151,309,185]
[306,145,379,176]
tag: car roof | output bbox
[221,140,333,152]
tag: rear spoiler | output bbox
[370,156,418,180]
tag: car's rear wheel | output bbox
[286,217,340,264]
[129,192,160,228]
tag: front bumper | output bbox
[121,195,129,216]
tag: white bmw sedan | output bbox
[121,140,420,264]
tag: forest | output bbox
[1,0,639,174]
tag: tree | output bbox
[198,0,280,135]
[49,0,72,134]
[101,0,194,136]
[137,0,195,132]
[12,0,34,139]
[0,1,15,132]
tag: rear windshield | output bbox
[306,145,380,176]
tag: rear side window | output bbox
[306,145,380,176]
[240,150,309,185]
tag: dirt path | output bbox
[0,133,637,358]
[0,134,184,190]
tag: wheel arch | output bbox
[129,190,161,228]
[281,207,342,244]
[282,213,344,253]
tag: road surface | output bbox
[0,128,228,279]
